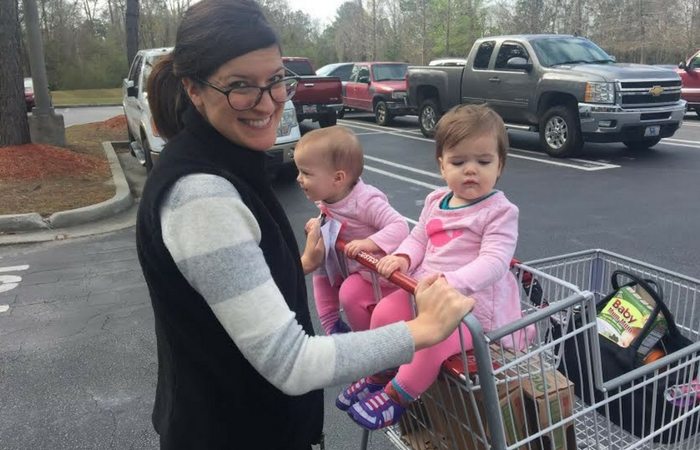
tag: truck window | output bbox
[372,64,407,81]
[128,55,143,85]
[495,43,529,70]
[357,66,370,83]
[690,54,700,69]
[283,60,315,76]
[473,41,495,69]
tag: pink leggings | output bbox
[314,273,397,333]
[370,289,473,400]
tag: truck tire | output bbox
[143,137,154,173]
[318,112,337,128]
[419,99,441,138]
[374,101,393,126]
[623,137,661,150]
[337,108,345,119]
[539,105,583,158]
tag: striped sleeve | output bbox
[160,174,414,395]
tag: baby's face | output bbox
[295,143,347,203]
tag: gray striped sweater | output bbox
[160,173,415,395]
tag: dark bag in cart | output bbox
[556,270,699,444]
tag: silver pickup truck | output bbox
[407,35,687,157]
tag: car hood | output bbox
[372,80,408,92]
[557,63,680,81]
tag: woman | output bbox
[136,1,475,449]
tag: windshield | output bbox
[372,64,407,81]
[531,37,614,67]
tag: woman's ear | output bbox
[182,78,203,108]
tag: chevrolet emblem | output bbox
[648,85,664,96]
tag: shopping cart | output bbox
[337,245,700,450]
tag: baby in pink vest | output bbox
[295,126,409,335]
[338,104,534,430]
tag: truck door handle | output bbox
[489,77,501,83]
[304,83,315,87]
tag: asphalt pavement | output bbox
[1,108,700,449]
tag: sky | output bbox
[287,0,347,27]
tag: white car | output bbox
[123,47,299,178]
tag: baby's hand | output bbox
[344,239,380,258]
[304,217,319,234]
[376,255,410,279]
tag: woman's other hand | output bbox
[407,274,475,350]
[376,254,410,278]
[301,219,325,275]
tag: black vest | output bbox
[136,107,323,449]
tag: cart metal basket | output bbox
[378,249,700,450]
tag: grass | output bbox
[52,88,122,107]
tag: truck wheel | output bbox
[374,101,393,126]
[419,99,440,138]
[337,108,345,119]
[623,137,661,150]
[143,138,154,172]
[539,105,583,158]
[318,112,337,128]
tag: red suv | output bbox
[677,49,700,118]
[343,62,414,125]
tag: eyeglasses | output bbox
[195,76,299,111]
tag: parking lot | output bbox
[1,108,699,449]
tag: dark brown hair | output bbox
[147,0,279,139]
[434,104,509,170]
[297,126,364,181]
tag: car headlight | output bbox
[391,91,407,99]
[277,107,298,137]
[584,82,615,104]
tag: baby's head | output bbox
[434,104,509,204]
[294,125,364,203]
[435,104,509,168]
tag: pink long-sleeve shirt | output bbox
[396,188,524,337]
[319,178,409,276]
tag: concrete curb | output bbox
[0,142,133,234]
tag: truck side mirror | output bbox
[609,55,617,62]
[506,57,532,71]
[358,75,370,84]
[678,61,688,70]
[124,79,138,97]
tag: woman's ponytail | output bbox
[147,54,189,140]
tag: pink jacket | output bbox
[319,179,409,276]
[396,188,530,348]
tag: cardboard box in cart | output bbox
[400,353,527,450]
[520,369,577,450]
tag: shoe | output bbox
[336,377,383,411]
[329,319,351,334]
[347,389,406,430]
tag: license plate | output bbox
[302,105,317,114]
[644,125,660,137]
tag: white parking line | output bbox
[342,119,620,171]
[662,138,700,148]
[365,155,441,179]
[0,305,9,313]
[0,265,30,273]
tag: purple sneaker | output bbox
[336,377,383,411]
[348,389,407,430]
[329,319,351,334]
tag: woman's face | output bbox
[184,46,285,151]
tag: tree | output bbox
[0,0,31,146]
[125,0,139,68]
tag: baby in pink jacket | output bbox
[339,104,533,430]
[295,126,409,335]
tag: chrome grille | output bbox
[617,79,682,108]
